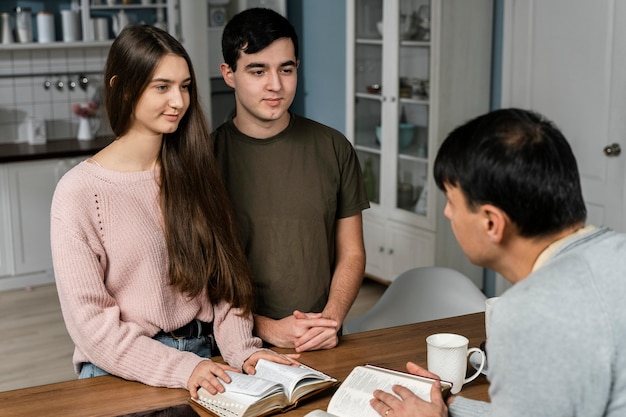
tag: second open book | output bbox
[304,364,452,417]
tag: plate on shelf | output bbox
[469,351,488,376]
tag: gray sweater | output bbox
[450,227,626,417]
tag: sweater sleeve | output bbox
[212,299,263,368]
[449,397,491,417]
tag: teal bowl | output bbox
[375,124,415,150]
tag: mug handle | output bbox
[464,347,485,384]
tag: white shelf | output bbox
[89,4,167,10]
[0,41,112,51]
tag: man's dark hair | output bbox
[222,7,299,72]
[434,108,587,237]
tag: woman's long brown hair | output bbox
[103,25,253,313]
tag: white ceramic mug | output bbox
[427,333,485,394]
[485,297,499,339]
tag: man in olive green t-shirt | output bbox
[213,8,369,352]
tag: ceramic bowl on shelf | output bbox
[375,123,415,150]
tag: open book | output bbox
[190,359,338,417]
[303,365,452,417]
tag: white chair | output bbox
[344,266,487,334]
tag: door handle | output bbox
[603,143,621,156]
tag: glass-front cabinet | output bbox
[346,0,493,282]
[350,0,433,223]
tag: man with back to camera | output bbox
[212,8,370,352]
[369,108,626,416]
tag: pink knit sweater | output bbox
[50,161,262,389]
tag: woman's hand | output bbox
[242,350,301,375]
[188,360,239,398]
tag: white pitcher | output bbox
[77,117,100,141]
[112,10,130,36]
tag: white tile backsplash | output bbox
[0,46,110,143]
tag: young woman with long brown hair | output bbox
[50,25,295,399]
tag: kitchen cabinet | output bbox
[0,158,80,291]
[363,212,435,280]
[346,0,492,283]
[0,0,180,50]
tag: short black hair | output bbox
[221,8,299,72]
[434,108,587,237]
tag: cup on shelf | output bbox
[92,18,109,41]
[61,10,81,42]
[37,12,55,43]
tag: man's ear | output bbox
[481,204,508,244]
[220,63,236,89]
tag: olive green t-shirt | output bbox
[213,114,369,319]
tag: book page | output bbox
[221,371,284,398]
[254,359,335,396]
[325,366,441,417]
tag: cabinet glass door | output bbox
[395,0,431,215]
[353,0,383,204]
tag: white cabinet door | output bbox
[385,220,435,280]
[363,214,386,279]
[7,160,65,275]
[502,0,626,232]
[363,213,435,282]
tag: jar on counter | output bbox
[14,7,33,43]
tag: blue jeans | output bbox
[78,333,214,379]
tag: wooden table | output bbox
[0,313,489,417]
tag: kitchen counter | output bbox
[0,137,113,163]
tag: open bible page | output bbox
[326,366,440,417]
[254,359,334,395]
[222,371,283,397]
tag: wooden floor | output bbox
[0,278,387,392]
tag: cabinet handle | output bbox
[603,143,621,156]
[378,246,384,253]
[388,248,394,255]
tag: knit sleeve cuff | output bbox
[448,396,491,417]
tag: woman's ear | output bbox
[481,204,508,244]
